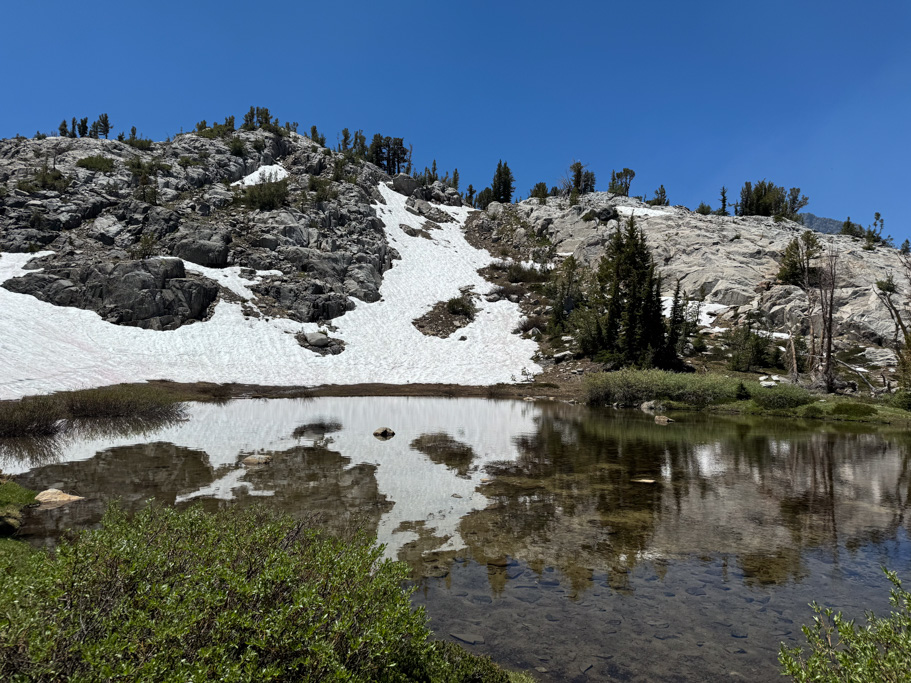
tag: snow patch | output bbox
[0,185,540,399]
[231,164,288,187]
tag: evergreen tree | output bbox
[608,168,635,196]
[491,160,514,203]
[366,134,385,170]
[58,119,68,137]
[716,186,729,216]
[242,107,256,130]
[97,113,111,139]
[465,184,476,206]
[70,117,78,138]
[530,182,549,204]
[451,168,459,191]
[88,121,100,139]
[569,216,682,368]
[581,170,596,194]
[476,187,494,210]
[696,202,712,215]
[738,179,807,219]
[339,128,351,152]
[352,130,367,158]
[646,185,669,206]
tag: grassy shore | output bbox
[584,368,911,425]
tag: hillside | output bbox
[0,129,536,399]
[1,126,907,399]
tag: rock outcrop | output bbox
[0,129,398,327]
[485,193,910,349]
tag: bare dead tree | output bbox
[817,244,839,392]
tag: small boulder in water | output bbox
[35,489,85,509]
[373,427,395,440]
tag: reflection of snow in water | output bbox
[6,397,539,557]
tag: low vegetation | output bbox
[75,155,115,173]
[242,175,289,211]
[780,568,911,682]
[445,295,476,319]
[0,385,185,438]
[585,368,752,409]
[16,162,69,194]
[0,503,524,682]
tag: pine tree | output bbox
[451,168,459,191]
[569,215,680,368]
[608,168,635,196]
[339,128,351,152]
[491,161,514,203]
[58,119,68,137]
[465,184,476,206]
[717,186,729,216]
[646,185,668,206]
[97,113,111,139]
[242,107,256,130]
[70,117,78,138]
[88,121,100,139]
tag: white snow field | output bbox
[230,164,289,186]
[0,184,540,399]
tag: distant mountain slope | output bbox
[800,212,843,234]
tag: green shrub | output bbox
[177,155,204,168]
[581,210,597,222]
[0,503,514,682]
[16,163,69,194]
[0,396,63,437]
[584,368,749,409]
[75,155,115,173]
[307,175,338,204]
[243,176,289,211]
[830,402,877,418]
[891,391,911,412]
[229,136,246,157]
[780,568,911,682]
[801,404,823,419]
[506,262,549,284]
[125,137,153,151]
[751,384,813,410]
[446,296,476,319]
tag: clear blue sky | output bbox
[3,1,909,238]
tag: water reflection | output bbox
[7,398,911,681]
[450,406,911,597]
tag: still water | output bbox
[5,398,911,681]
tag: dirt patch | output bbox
[412,293,477,339]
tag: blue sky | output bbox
[3,1,909,238]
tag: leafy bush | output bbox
[751,384,813,410]
[830,402,877,418]
[801,404,823,419]
[891,391,911,412]
[243,176,289,211]
[0,396,63,437]
[0,503,515,682]
[780,568,911,682]
[585,368,749,409]
[446,295,476,319]
[75,155,115,173]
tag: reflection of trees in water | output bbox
[457,405,911,595]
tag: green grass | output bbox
[0,480,37,507]
[0,503,522,682]
[585,368,755,409]
[0,385,185,438]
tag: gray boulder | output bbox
[392,173,420,197]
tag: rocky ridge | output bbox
[0,129,409,329]
[479,192,910,370]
